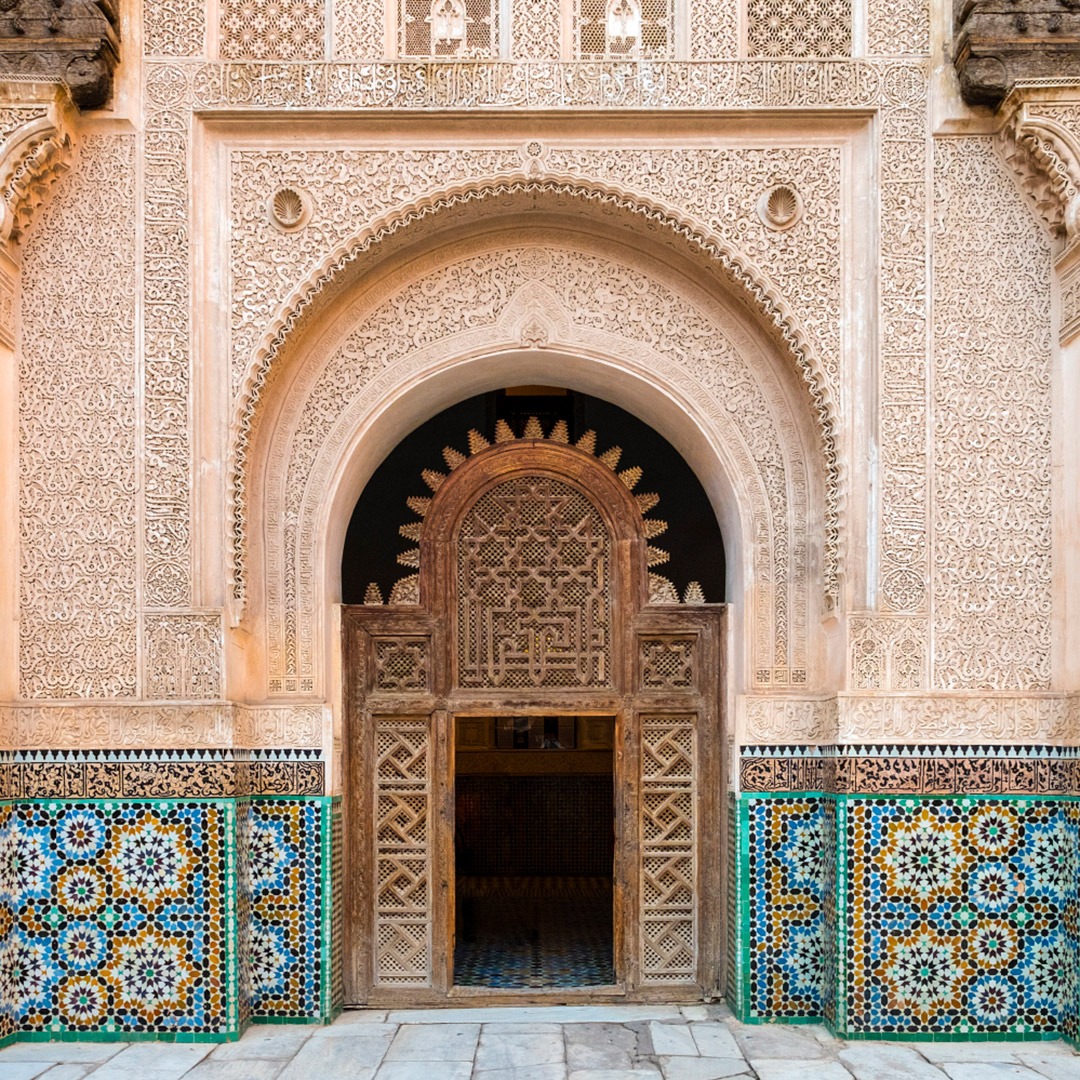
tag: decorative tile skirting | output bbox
[0,750,324,799]
[740,745,1080,796]
[738,790,1080,1040]
[0,795,339,1044]
[746,797,827,1018]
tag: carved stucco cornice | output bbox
[995,87,1080,242]
[0,80,76,246]
[0,701,325,749]
[227,175,844,617]
[739,692,1080,745]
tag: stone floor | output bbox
[0,1005,1078,1080]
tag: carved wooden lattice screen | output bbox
[640,715,697,981]
[374,717,431,985]
[457,475,611,688]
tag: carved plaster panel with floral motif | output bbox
[18,135,138,700]
[932,137,1053,692]
[848,614,928,691]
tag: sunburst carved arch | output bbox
[228,176,843,612]
[369,416,704,610]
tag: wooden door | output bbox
[343,431,724,1004]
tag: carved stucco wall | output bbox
[195,0,934,62]
[227,147,840,406]
[18,135,138,700]
[4,0,1075,753]
[250,230,821,695]
[932,137,1054,692]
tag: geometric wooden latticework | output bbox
[640,717,696,982]
[374,638,429,692]
[374,718,431,985]
[457,476,611,689]
[345,419,724,1004]
[640,638,696,691]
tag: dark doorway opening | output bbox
[453,715,616,989]
[341,387,726,608]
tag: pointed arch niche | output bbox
[237,203,831,757]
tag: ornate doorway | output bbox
[342,419,724,1003]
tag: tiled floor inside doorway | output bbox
[453,876,614,988]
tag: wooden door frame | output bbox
[340,439,726,1005]
[342,606,726,1006]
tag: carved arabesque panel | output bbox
[144,0,204,55]
[457,476,612,689]
[640,716,696,982]
[145,614,223,699]
[512,0,560,58]
[333,0,385,58]
[932,138,1052,691]
[878,89,930,614]
[690,0,738,57]
[867,0,929,56]
[19,135,138,699]
[848,615,927,692]
[144,69,194,608]
[374,718,432,985]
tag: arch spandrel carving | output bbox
[247,225,826,700]
[230,178,842,620]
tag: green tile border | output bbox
[2,1028,240,1044]
[736,794,749,1022]
[319,797,338,1023]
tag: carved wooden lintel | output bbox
[0,0,119,110]
[954,0,1080,109]
[0,81,75,245]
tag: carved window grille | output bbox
[640,717,696,982]
[745,0,851,57]
[640,638,696,691]
[457,476,612,689]
[400,0,499,55]
[374,718,431,985]
[374,638,429,693]
[576,0,673,57]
